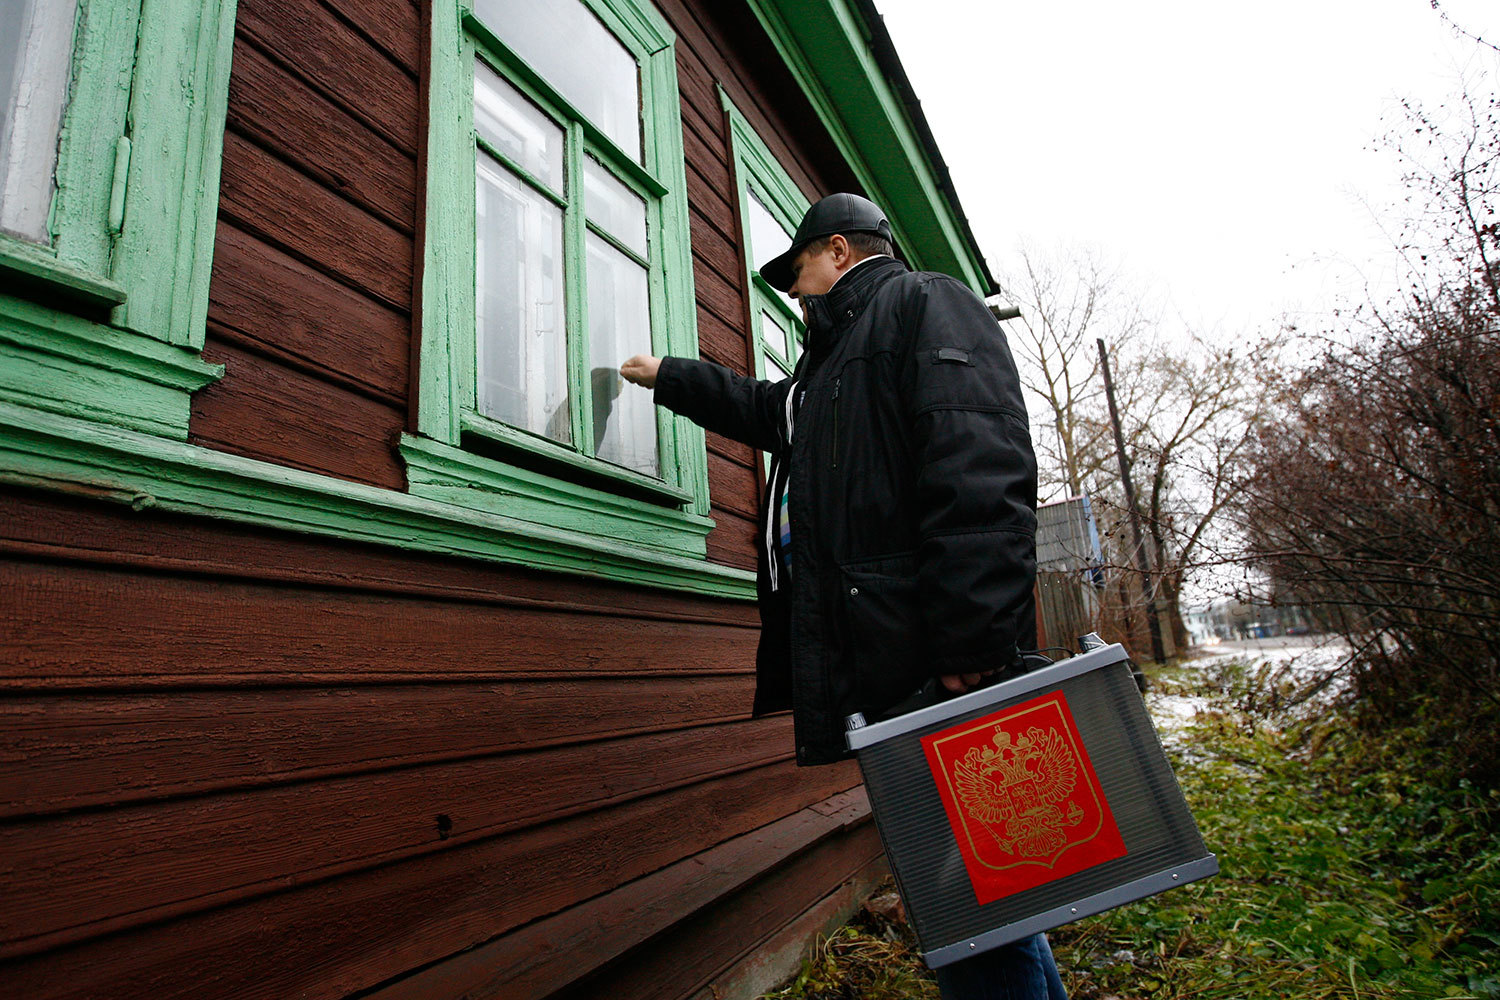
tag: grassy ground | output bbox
[758,655,1500,1000]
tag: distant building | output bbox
[1186,596,1319,642]
[1033,495,1106,650]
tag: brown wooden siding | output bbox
[2,0,884,995]
[195,0,419,491]
[0,487,861,997]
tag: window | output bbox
[722,92,810,386]
[409,0,713,563]
[0,0,235,439]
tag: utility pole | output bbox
[1097,338,1167,664]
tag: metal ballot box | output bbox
[845,643,1217,968]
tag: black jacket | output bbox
[655,257,1037,764]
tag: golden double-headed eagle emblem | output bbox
[952,724,1086,864]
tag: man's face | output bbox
[788,237,848,311]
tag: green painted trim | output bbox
[458,411,694,504]
[590,0,674,54]
[0,293,223,440]
[0,400,755,599]
[644,36,708,517]
[111,0,240,350]
[741,0,989,294]
[50,0,143,277]
[0,240,127,310]
[419,2,471,445]
[563,119,591,458]
[403,434,711,556]
[417,0,712,546]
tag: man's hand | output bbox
[939,670,997,694]
[620,354,662,389]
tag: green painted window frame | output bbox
[412,0,715,569]
[0,0,237,350]
[721,91,810,388]
[0,0,235,445]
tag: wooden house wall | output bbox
[1,0,882,998]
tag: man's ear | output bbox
[829,233,850,265]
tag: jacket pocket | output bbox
[839,555,926,716]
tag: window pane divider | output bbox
[585,221,649,269]
[474,136,567,207]
[562,120,592,460]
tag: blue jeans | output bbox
[933,933,1068,1000]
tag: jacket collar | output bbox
[802,255,907,353]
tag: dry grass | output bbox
[757,884,939,1000]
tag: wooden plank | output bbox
[227,37,416,231]
[0,760,861,999]
[235,0,418,153]
[0,717,795,956]
[706,429,755,468]
[692,249,748,334]
[0,489,761,628]
[208,222,410,403]
[708,449,760,521]
[690,206,745,299]
[672,41,726,144]
[680,96,729,173]
[0,559,757,688]
[321,0,421,75]
[697,300,750,374]
[690,855,890,1000]
[218,130,413,310]
[556,817,885,1000]
[707,508,759,571]
[362,787,871,1000]
[684,134,738,240]
[192,337,407,490]
[0,675,755,818]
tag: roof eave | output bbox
[744,0,997,295]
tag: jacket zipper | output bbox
[831,376,841,469]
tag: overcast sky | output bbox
[878,0,1500,337]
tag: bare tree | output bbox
[1000,244,1275,655]
[1234,52,1500,777]
[998,244,1154,500]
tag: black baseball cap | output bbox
[759,192,894,292]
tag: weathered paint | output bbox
[0,293,221,440]
[401,432,713,557]
[111,0,240,350]
[0,399,755,597]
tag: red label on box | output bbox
[921,691,1127,905]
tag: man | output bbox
[620,193,1062,999]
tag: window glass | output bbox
[746,186,800,315]
[474,58,563,192]
[765,349,791,380]
[472,0,641,162]
[583,155,647,258]
[0,0,79,242]
[476,154,570,444]
[586,232,656,475]
[761,310,792,367]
